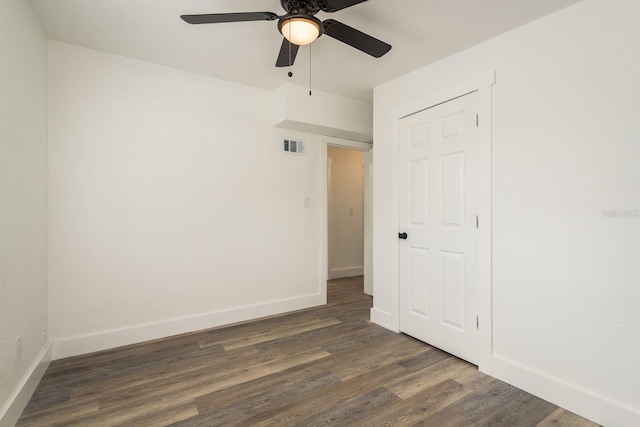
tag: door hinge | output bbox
[476,114,479,127]
[476,316,479,329]
[476,215,479,228]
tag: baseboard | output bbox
[370,307,399,332]
[492,355,640,427]
[328,266,364,280]
[53,293,324,360]
[0,344,51,427]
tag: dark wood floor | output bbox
[18,276,598,427]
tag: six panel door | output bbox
[398,92,479,364]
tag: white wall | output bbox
[0,1,50,424]
[272,83,373,142]
[372,0,640,425]
[48,42,343,359]
[327,146,364,279]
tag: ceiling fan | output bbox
[180,0,392,68]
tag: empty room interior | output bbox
[1,0,639,426]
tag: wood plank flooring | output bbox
[18,276,599,426]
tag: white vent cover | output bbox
[283,139,304,155]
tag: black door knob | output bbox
[398,232,408,240]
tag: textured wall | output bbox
[0,0,49,416]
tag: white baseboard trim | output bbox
[492,355,640,427]
[328,266,364,280]
[370,307,399,332]
[53,293,324,360]
[0,344,51,427]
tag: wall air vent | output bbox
[283,139,304,155]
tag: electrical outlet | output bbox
[14,336,22,363]
[41,327,47,345]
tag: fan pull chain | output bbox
[309,44,312,96]
[288,25,293,78]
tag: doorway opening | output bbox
[326,144,372,295]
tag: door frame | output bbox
[389,71,495,374]
[319,137,373,303]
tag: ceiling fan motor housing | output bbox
[280,0,344,14]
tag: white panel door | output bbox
[399,92,479,364]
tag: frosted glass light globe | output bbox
[280,17,322,46]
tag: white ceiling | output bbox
[28,0,582,102]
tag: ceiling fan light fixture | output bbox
[279,15,323,46]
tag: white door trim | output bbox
[387,70,496,374]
